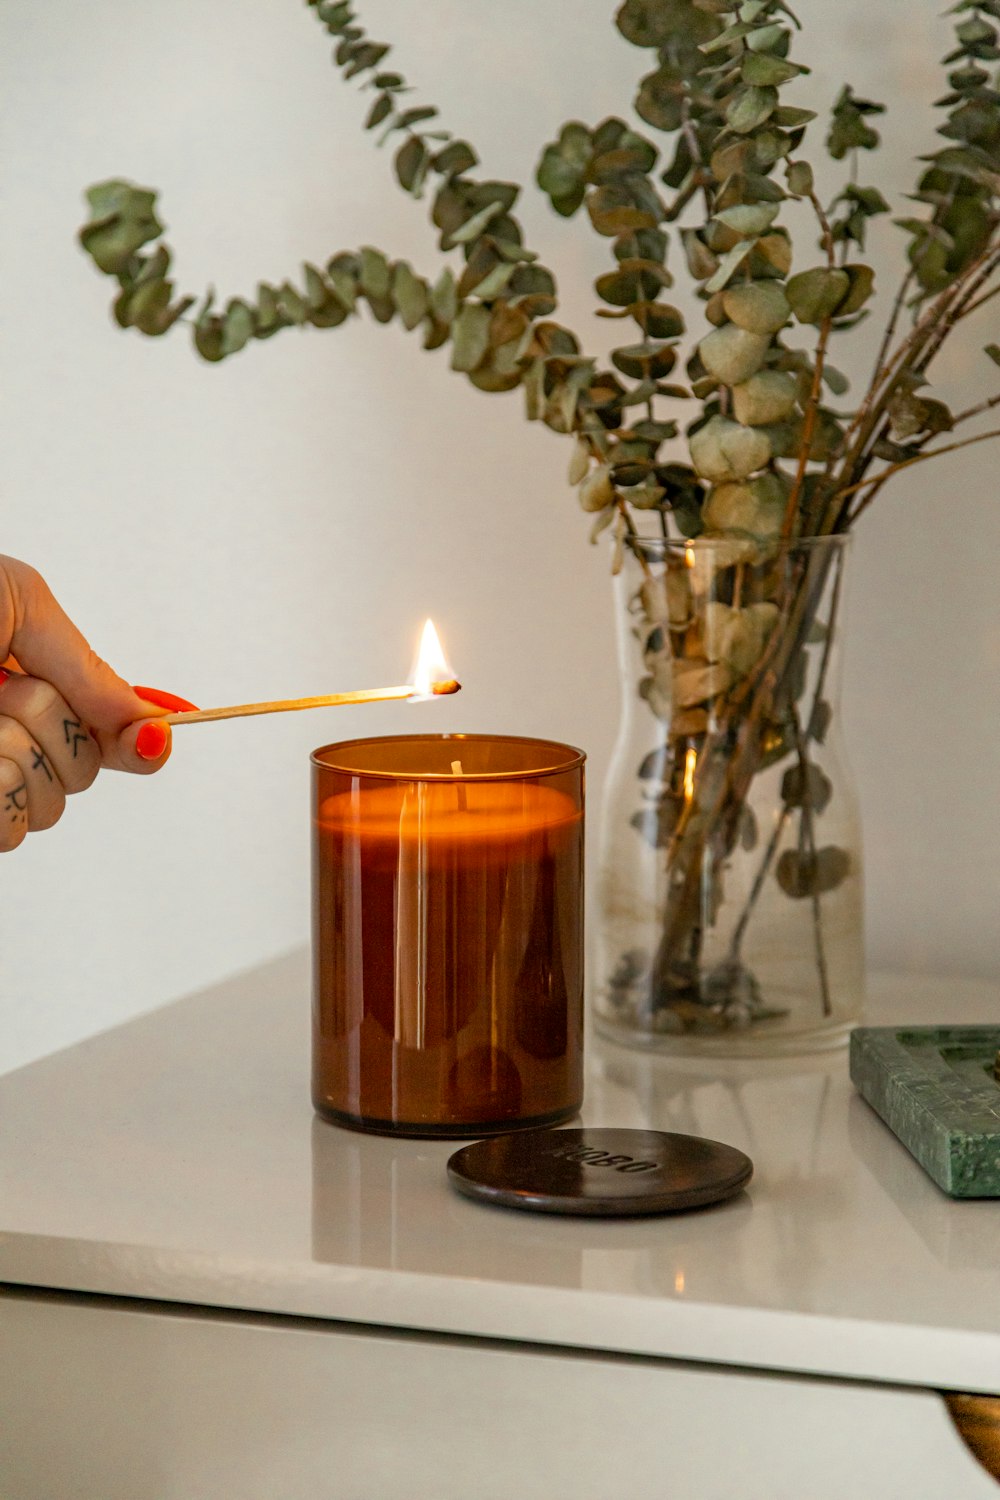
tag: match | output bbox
[164,678,461,726]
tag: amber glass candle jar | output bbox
[312,733,585,1137]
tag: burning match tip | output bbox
[431,678,461,696]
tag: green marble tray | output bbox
[850,1025,1000,1198]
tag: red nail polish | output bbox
[0,669,8,687]
[136,722,169,761]
[133,685,199,713]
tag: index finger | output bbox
[1,555,148,733]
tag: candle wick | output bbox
[451,759,467,812]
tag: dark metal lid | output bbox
[447,1127,753,1217]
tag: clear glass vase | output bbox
[594,533,864,1055]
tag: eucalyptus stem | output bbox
[843,426,1000,525]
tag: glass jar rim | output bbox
[311,732,586,782]
[624,531,850,558]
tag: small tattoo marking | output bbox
[31,746,53,782]
[63,718,89,758]
[5,783,28,818]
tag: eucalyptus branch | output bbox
[952,391,1000,426]
[782,192,837,536]
[870,267,914,391]
[843,426,1000,524]
[836,245,994,489]
[961,278,1000,321]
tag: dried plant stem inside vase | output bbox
[596,534,863,1051]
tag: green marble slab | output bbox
[850,1025,1000,1198]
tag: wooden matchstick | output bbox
[164,679,461,725]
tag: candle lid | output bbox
[447,1128,752,1217]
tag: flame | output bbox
[683,746,697,802]
[410,618,455,699]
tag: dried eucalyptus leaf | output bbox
[317,0,353,29]
[755,232,793,275]
[698,324,771,385]
[588,185,659,237]
[444,200,506,247]
[776,845,850,899]
[781,762,833,814]
[772,105,816,127]
[396,105,437,129]
[721,280,790,333]
[193,312,225,363]
[701,600,736,662]
[468,364,522,393]
[809,699,833,743]
[673,658,732,708]
[835,263,875,317]
[715,203,780,236]
[630,799,681,850]
[433,140,478,177]
[132,244,171,285]
[702,473,785,539]
[430,267,458,326]
[466,259,516,301]
[568,437,590,486]
[579,463,615,512]
[638,746,670,782]
[423,317,450,352]
[343,42,390,79]
[704,240,755,292]
[277,282,307,324]
[629,479,667,509]
[639,303,685,340]
[588,506,616,542]
[359,247,392,301]
[326,255,359,312]
[611,341,678,379]
[255,283,282,334]
[221,297,256,355]
[509,265,557,301]
[450,303,491,371]
[732,369,798,425]
[727,86,778,135]
[785,267,850,324]
[395,135,428,194]
[821,364,850,396]
[392,261,429,329]
[785,159,814,197]
[679,232,718,284]
[689,417,772,482]
[742,51,805,86]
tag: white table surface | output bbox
[1,953,997,1395]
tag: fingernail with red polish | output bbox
[136,722,169,761]
[0,670,8,687]
[132,685,199,713]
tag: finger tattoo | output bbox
[4,782,28,823]
[31,745,53,782]
[63,717,90,758]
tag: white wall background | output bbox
[2,0,998,1074]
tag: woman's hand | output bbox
[0,554,181,850]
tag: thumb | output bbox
[1,554,149,732]
[94,717,173,775]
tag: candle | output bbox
[311,734,585,1137]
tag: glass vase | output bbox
[594,533,864,1055]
